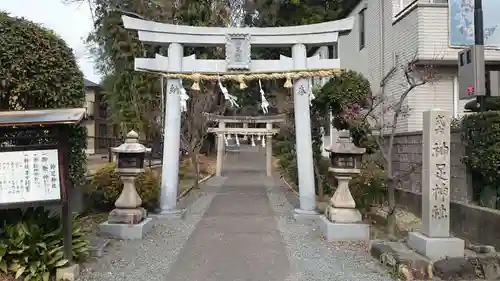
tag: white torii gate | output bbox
[122,16,354,218]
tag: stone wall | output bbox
[390,130,500,248]
[395,188,500,250]
[391,130,473,203]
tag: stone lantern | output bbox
[99,130,154,239]
[319,131,369,242]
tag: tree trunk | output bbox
[386,177,397,240]
[190,152,200,189]
[314,161,324,199]
[386,109,400,240]
[0,93,10,110]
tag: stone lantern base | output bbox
[98,174,154,239]
[99,207,154,239]
[99,202,154,240]
[319,216,370,242]
[99,217,154,240]
[108,207,147,224]
[319,168,370,242]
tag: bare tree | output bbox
[359,53,438,238]
[180,82,226,189]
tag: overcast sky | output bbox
[0,0,101,83]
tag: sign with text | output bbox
[0,149,61,204]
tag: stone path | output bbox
[78,146,392,281]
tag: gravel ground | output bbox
[78,146,393,281]
[77,177,225,281]
[264,176,394,281]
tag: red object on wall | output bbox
[467,85,475,95]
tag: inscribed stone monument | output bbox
[422,110,451,237]
[407,109,464,261]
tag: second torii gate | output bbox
[121,15,354,219]
[205,113,285,177]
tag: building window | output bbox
[96,94,107,118]
[99,124,108,137]
[395,0,423,16]
[359,9,366,50]
[97,124,109,149]
[329,43,338,59]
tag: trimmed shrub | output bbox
[0,11,87,187]
[461,111,500,207]
[86,163,160,212]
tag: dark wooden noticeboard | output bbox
[0,108,86,264]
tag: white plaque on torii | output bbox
[225,33,251,70]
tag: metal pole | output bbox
[474,0,484,45]
[474,0,486,111]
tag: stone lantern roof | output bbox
[111,130,152,154]
[326,131,365,155]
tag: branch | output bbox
[360,50,440,166]
[362,96,384,121]
[181,81,227,155]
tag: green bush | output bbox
[0,12,87,187]
[0,208,88,281]
[349,160,387,213]
[273,131,299,185]
[86,163,160,212]
[461,111,500,206]
[314,69,372,130]
[275,70,372,196]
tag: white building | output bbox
[335,0,500,133]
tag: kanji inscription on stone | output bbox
[422,109,452,238]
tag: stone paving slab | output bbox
[163,173,292,281]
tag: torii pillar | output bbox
[121,15,354,218]
[292,44,317,217]
[160,43,183,215]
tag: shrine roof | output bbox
[0,108,86,127]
